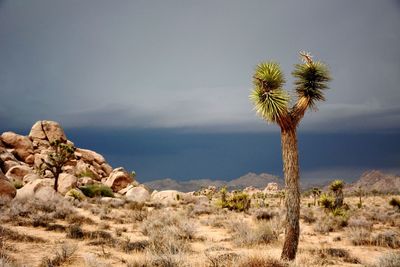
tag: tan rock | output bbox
[23,173,41,184]
[104,167,133,192]
[75,160,100,180]
[263,182,279,195]
[29,121,67,143]
[5,165,33,183]
[3,160,20,172]
[151,190,185,206]
[15,178,57,201]
[101,163,113,176]
[0,132,34,161]
[75,148,105,164]
[0,172,16,200]
[57,173,77,195]
[100,197,124,207]
[77,176,98,187]
[126,186,150,203]
[0,147,18,162]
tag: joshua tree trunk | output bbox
[280,128,300,261]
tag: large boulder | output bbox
[243,186,262,196]
[29,121,67,143]
[151,190,185,206]
[0,132,33,161]
[5,165,33,183]
[23,173,42,184]
[75,148,105,165]
[0,172,16,200]
[57,173,78,195]
[263,182,279,195]
[15,178,57,201]
[75,160,100,181]
[126,186,150,203]
[104,167,133,192]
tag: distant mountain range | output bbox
[144,172,282,192]
[144,170,400,193]
[345,170,400,194]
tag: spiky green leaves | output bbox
[250,62,289,124]
[292,59,331,109]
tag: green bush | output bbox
[76,169,97,179]
[218,191,250,212]
[79,184,114,198]
[319,193,334,210]
[12,180,23,189]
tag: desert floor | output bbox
[1,195,399,267]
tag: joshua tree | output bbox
[250,52,331,260]
[40,140,75,192]
[312,187,322,206]
[329,180,344,208]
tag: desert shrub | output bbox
[347,227,371,245]
[313,213,347,234]
[348,216,372,229]
[372,252,400,267]
[77,169,97,179]
[300,208,316,224]
[39,243,77,267]
[79,184,114,198]
[228,220,280,247]
[253,209,277,221]
[206,252,239,267]
[67,189,86,201]
[66,224,85,239]
[120,239,149,253]
[307,248,360,264]
[0,226,45,243]
[235,254,288,267]
[12,180,23,189]
[46,224,66,232]
[371,230,400,248]
[319,193,334,210]
[83,253,111,267]
[140,210,196,260]
[218,191,251,212]
[389,198,400,210]
[1,197,75,224]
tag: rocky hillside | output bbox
[0,120,147,202]
[145,172,282,192]
[346,170,400,194]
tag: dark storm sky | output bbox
[0,0,399,182]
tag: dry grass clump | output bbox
[313,213,348,234]
[228,219,281,247]
[348,228,400,248]
[253,209,278,221]
[307,247,360,264]
[235,254,288,267]
[39,242,77,267]
[300,207,316,224]
[372,230,400,248]
[206,251,240,267]
[83,253,111,267]
[139,210,198,265]
[347,227,371,246]
[371,252,400,267]
[347,216,373,229]
[0,226,45,243]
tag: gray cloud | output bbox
[0,0,399,133]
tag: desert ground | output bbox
[1,193,399,267]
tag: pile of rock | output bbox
[0,120,140,202]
